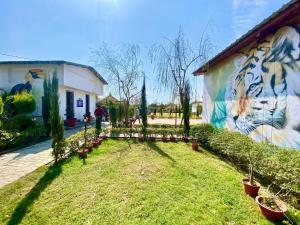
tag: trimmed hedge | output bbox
[191,124,300,208]
[190,123,215,147]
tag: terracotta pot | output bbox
[92,141,99,148]
[170,136,176,142]
[149,137,156,142]
[138,136,145,142]
[192,142,199,151]
[242,178,260,197]
[182,137,189,143]
[67,117,76,127]
[256,196,288,221]
[162,137,168,142]
[78,151,87,158]
[102,135,108,140]
[150,115,155,120]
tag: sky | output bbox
[0,0,290,103]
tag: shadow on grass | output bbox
[7,161,64,225]
[146,142,176,163]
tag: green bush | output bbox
[13,91,36,114]
[190,123,215,146]
[0,126,47,151]
[0,96,3,115]
[5,114,35,131]
[108,104,117,127]
[0,130,19,150]
[206,128,300,208]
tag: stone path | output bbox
[0,127,85,188]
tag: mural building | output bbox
[195,3,300,150]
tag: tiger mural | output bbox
[225,26,300,149]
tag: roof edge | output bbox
[193,0,300,75]
[0,60,108,85]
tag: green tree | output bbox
[50,71,65,163]
[0,96,3,115]
[140,77,147,136]
[42,78,51,136]
[13,91,36,115]
[109,104,117,127]
[160,103,163,116]
[183,82,190,135]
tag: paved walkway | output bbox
[148,118,202,125]
[0,127,84,188]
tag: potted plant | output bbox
[242,144,262,197]
[78,150,87,159]
[192,141,199,151]
[182,136,189,143]
[148,131,156,142]
[170,130,176,142]
[66,107,76,127]
[255,196,288,221]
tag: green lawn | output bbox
[0,140,295,224]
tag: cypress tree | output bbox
[140,76,147,136]
[0,96,3,115]
[183,82,190,136]
[50,71,65,163]
[42,77,51,136]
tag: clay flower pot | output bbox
[182,137,189,143]
[170,136,176,142]
[192,142,199,151]
[138,136,145,142]
[256,196,288,221]
[242,178,260,197]
[162,137,168,142]
[102,135,108,140]
[92,140,99,148]
[78,151,87,158]
[149,137,156,142]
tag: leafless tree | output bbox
[92,43,143,126]
[149,28,213,109]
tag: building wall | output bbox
[59,86,97,120]
[203,24,300,149]
[0,63,103,120]
[0,64,63,116]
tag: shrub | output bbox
[0,96,3,115]
[0,130,19,150]
[140,77,147,136]
[42,78,51,136]
[183,82,190,135]
[13,91,36,114]
[5,114,35,130]
[190,123,215,146]
[206,128,300,208]
[108,104,117,127]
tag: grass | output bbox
[0,140,297,225]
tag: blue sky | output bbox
[0,0,290,103]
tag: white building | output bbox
[0,60,108,121]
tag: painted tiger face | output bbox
[226,42,288,135]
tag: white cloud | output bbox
[232,0,267,38]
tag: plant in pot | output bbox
[242,143,262,198]
[101,128,109,140]
[161,129,168,142]
[170,130,176,142]
[66,107,76,127]
[148,130,156,142]
[192,140,199,151]
[255,195,288,221]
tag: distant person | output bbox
[94,104,105,133]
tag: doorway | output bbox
[66,91,74,119]
[85,94,90,116]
